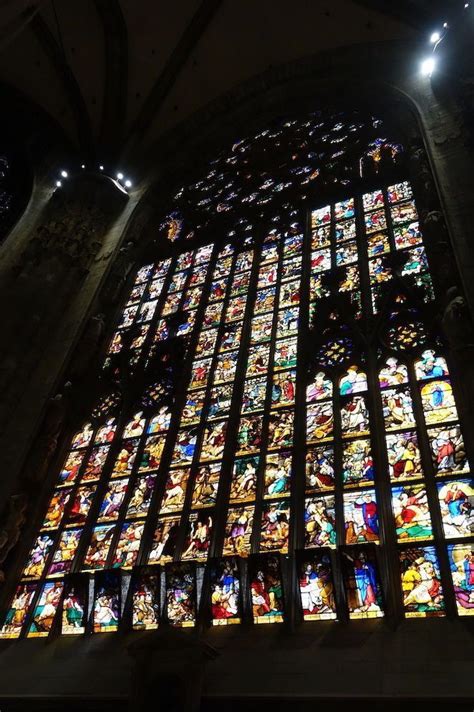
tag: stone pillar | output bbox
[0,173,127,427]
[0,172,141,586]
[128,629,218,712]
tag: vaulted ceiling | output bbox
[0,0,448,163]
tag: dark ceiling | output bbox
[0,1,451,163]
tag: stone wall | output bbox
[0,40,472,709]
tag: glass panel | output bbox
[344,490,379,544]
[296,548,337,620]
[0,584,37,639]
[305,446,335,493]
[223,505,254,556]
[428,425,469,476]
[437,479,474,538]
[182,511,213,561]
[249,554,285,624]
[386,431,423,481]
[27,581,63,638]
[304,495,336,548]
[341,545,384,619]
[61,573,89,635]
[148,517,180,565]
[399,546,445,617]
[165,562,196,627]
[209,557,243,625]
[93,570,121,632]
[260,501,290,552]
[447,543,474,616]
[130,567,160,630]
[391,484,433,542]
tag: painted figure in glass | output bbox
[297,549,337,620]
[341,545,384,618]
[223,506,254,556]
[304,496,336,548]
[447,544,474,615]
[249,554,284,624]
[399,546,445,617]
[210,557,242,625]
[437,479,474,538]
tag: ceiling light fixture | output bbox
[421,57,436,77]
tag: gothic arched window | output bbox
[2,109,473,637]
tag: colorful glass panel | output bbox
[209,557,242,625]
[61,573,89,635]
[296,548,337,620]
[437,479,474,538]
[399,546,445,617]
[340,545,384,619]
[249,554,284,624]
[165,562,196,627]
[447,543,474,616]
[93,570,120,632]
[130,567,160,630]
[344,490,379,544]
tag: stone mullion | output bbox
[249,235,285,555]
[407,362,458,618]
[172,247,240,558]
[210,236,263,558]
[333,201,349,554]
[134,246,219,567]
[276,211,309,630]
[356,190,403,621]
[365,349,404,622]
[289,210,311,556]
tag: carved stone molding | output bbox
[0,175,127,428]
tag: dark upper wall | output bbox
[0,0,422,161]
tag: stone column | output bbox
[128,629,218,712]
[0,172,140,585]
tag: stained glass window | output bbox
[2,111,472,637]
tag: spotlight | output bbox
[125,180,132,188]
[81,164,85,169]
[99,165,104,171]
[56,180,62,188]
[117,172,124,180]
[60,170,68,178]
[421,57,436,77]
[430,31,440,43]
[465,3,469,8]
[443,22,448,28]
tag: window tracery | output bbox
[1,109,473,638]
